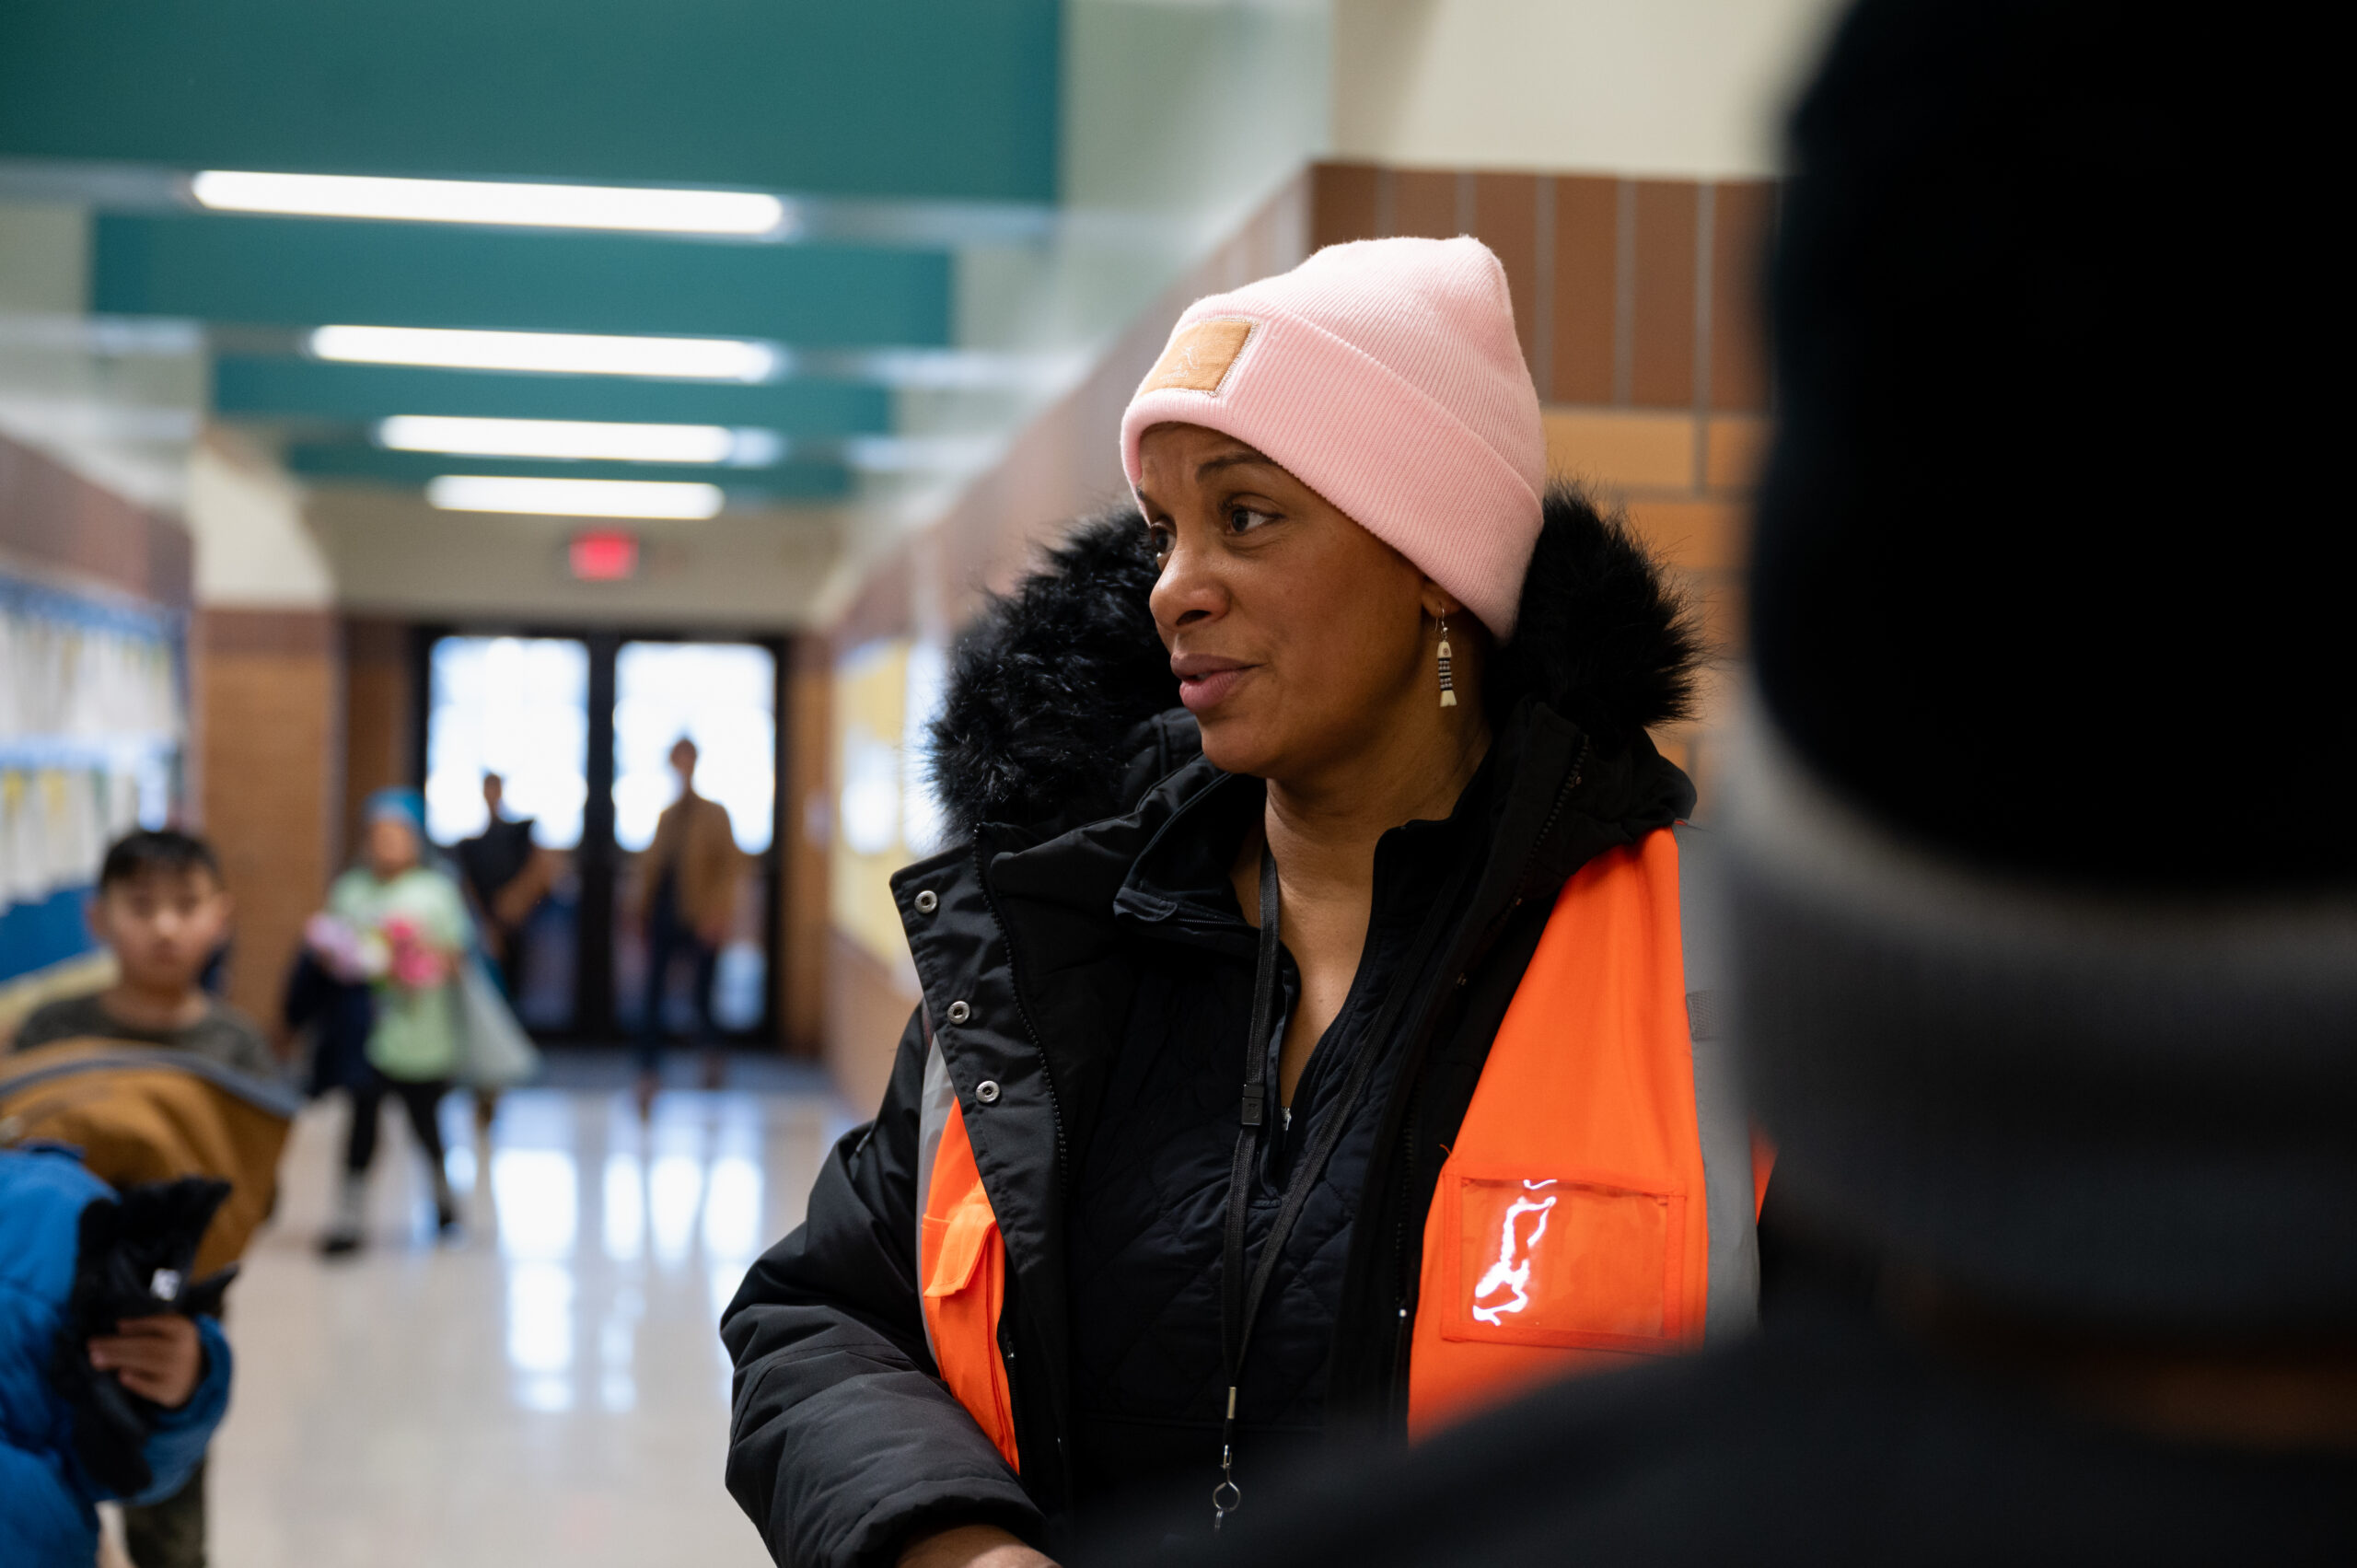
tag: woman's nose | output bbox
[1150,528,1225,632]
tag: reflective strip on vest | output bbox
[914,1031,959,1364]
[917,1084,1020,1472]
[1675,821,1764,1344]
[1406,823,1759,1438]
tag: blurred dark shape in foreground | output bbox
[1100,0,2355,1561]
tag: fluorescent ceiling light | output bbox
[192,170,789,236]
[311,325,779,382]
[427,476,724,519]
[844,434,1004,473]
[377,414,779,465]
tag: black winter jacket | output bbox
[721,489,1703,1567]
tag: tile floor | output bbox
[194,1073,856,1567]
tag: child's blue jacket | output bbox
[0,1146,232,1566]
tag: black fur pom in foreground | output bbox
[927,485,1701,838]
[1488,483,1702,747]
[928,509,1176,840]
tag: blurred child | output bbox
[9,829,272,1568]
[12,830,274,1081]
[0,1148,232,1568]
[307,788,471,1255]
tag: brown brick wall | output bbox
[1550,176,1621,405]
[1710,182,1777,413]
[0,431,193,609]
[193,609,342,1028]
[780,636,830,1060]
[1470,171,1541,368]
[340,617,414,867]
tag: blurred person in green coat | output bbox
[306,788,470,1256]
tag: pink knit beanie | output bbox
[1120,237,1545,638]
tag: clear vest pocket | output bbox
[1438,1167,1688,1351]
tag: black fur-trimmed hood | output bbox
[929,486,1702,839]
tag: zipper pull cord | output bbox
[1214,849,1283,1530]
[1212,1384,1242,1529]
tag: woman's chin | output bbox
[1195,718,1279,780]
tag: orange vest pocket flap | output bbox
[1442,1168,1687,1351]
[923,1201,997,1299]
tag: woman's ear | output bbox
[1420,582,1465,623]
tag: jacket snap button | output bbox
[975,1079,1002,1104]
[913,889,938,914]
[946,999,971,1025]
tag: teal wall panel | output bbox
[215,358,892,434]
[94,215,952,343]
[285,445,852,500]
[0,1,1058,203]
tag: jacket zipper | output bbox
[969,840,1071,1194]
[969,838,1075,1507]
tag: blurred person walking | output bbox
[626,737,742,1115]
[455,771,556,1003]
[725,237,1758,1568]
[1109,1,2357,1564]
[7,829,275,1568]
[308,788,470,1255]
[455,772,557,1131]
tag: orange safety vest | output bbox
[919,1095,1022,1469]
[917,823,1762,1467]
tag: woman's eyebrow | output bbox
[1194,447,1276,481]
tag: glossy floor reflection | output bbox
[210,1078,855,1568]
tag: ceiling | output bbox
[0,0,1058,511]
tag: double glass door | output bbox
[423,633,781,1042]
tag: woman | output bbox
[724,238,1761,1568]
[310,787,470,1255]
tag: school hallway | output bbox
[186,1057,853,1568]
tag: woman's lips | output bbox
[1172,656,1254,714]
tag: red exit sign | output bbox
[569,529,640,581]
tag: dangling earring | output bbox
[1436,613,1457,708]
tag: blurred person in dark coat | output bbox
[1110,0,2356,1562]
[454,771,557,1131]
[454,772,556,1004]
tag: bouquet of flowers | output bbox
[305,912,450,990]
[379,915,451,990]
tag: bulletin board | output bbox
[0,573,184,1027]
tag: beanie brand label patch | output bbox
[1144,318,1256,395]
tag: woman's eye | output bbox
[1145,526,1173,563]
[1226,505,1278,535]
